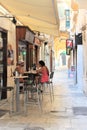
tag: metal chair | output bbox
[0,86,14,116]
[23,74,42,114]
[39,72,54,103]
[47,71,54,100]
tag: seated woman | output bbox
[36,60,49,83]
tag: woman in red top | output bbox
[37,60,49,83]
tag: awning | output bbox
[0,0,60,36]
[76,0,87,9]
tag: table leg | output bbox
[15,78,20,112]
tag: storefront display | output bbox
[0,30,7,99]
[16,26,35,71]
[7,44,14,65]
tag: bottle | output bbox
[0,32,3,49]
[1,76,3,88]
[15,71,18,77]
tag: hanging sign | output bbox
[66,39,73,55]
[25,30,34,44]
[66,48,71,55]
[66,39,73,49]
[65,9,70,28]
[66,21,70,28]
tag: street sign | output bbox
[66,39,73,55]
[66,39,73,48]
[65,9,70,28]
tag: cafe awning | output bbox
[0,0,60,36]
[77,0,87,9]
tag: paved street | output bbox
[0,68,87,130]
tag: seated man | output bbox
[15,61,24,92]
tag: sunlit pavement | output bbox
[0,68,87,130]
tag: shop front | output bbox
[33,37,41,65]
[0,28,7,99]
[16,26,35,71]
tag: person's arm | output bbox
[36,67,42,74]
[20,67,24,74]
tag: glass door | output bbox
[18,41,27,71]
[0,30,7,99]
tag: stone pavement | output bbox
[0,68,87,130]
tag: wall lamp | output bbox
[0,15,17,24]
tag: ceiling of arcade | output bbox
[0,0,59,36]
[0,0,85,39]
[0,0,86,60]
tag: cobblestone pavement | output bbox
[0,68,87,130]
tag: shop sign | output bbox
[34,37,41,46]
[66,48,71,55]
[66,39,73,49]
[66,39,73,55]
[65,9,70,28]
[75,33,82,45]
[69,65,76,79]
[66,20,70,28]
[25,30,34,44]
[71,65,75,71]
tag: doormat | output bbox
[50,110,59,113]
[0,109,8,117]
[73,107,87,116]
[24,127,45,130]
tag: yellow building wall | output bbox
[0,13,16,86]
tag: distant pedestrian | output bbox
[68,57,71,78]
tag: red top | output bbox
[40,66,49,83]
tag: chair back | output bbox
[50,72,54,79]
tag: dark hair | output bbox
[16,61,24,66]
[39,60,45,67]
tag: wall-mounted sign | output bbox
[66,21,70,28]
[66,39,73,49]
[75,33,82,45]
[66,48,71,55]
[65,9,70,28]
[34,37,41,46]
[25,30,34,44]
[66,39,73,55]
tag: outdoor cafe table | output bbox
[24,70,37,74]
[14,75,28,113]
[24,70,41,84]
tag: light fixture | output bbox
[12,17,17,24]
[0,5,17,24]
[0,15,17,24]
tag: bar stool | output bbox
[39,72,54,103]
[0,86,14,115]
[23,76,42,114]
[46,72,54,100]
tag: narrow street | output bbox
[0,68,87,130]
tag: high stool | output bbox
[39,72,54,103]
[39,82,52,103]
[0,86,14,115]
[46,72,54,101]
[23,79,42,115]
